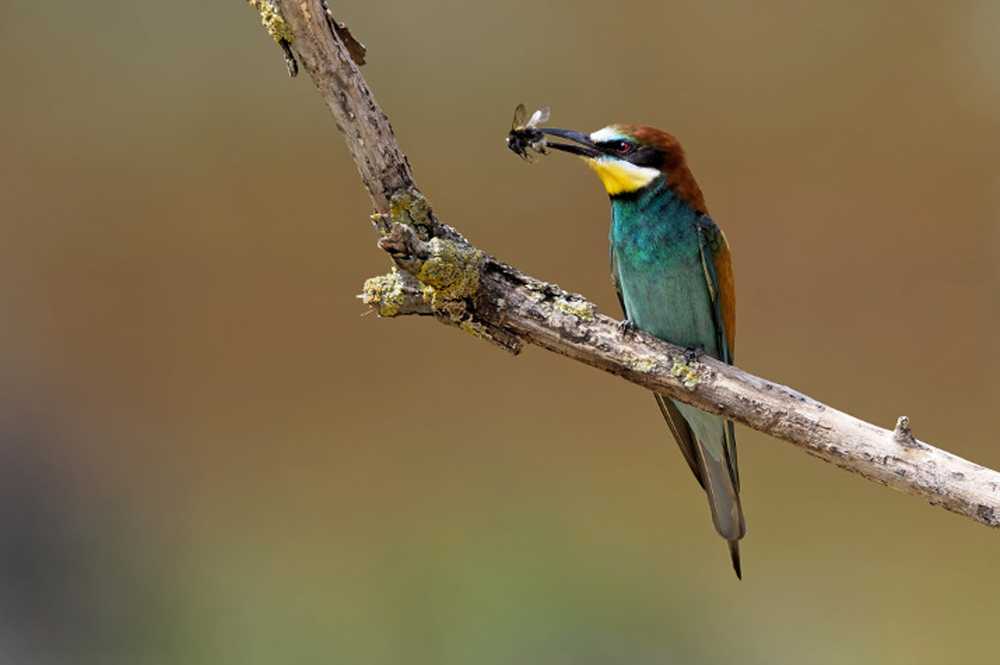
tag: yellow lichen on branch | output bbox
[417,238,484,320]
[248,0,294,44]
[389,190,434,240]
[670,358,702,389]
[361,269,407,317]
[553,297,596,321]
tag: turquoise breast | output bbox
[610,177,719,357]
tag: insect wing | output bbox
[511,103,528,130]
[527,106,550,128]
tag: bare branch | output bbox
[260,0,1000,529]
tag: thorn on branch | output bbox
[894,416,919,448]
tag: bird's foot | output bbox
[684,345,705,364]
[617,318,637,337]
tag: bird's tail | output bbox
[696,435,746,578]
[729,540,742,580]
[673,402,746,578]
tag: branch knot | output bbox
[893,416,920,448]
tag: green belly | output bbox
[611,191,719,358]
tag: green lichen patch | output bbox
[553,297,595,321]
[623,352,658,373]
[361,268,406,317]
[670,358,701,389]
[389,190,433,238]
[248,1,294,44]
[417,238,484,320]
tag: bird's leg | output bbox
[617,317,637,336]
[684,345,705,364]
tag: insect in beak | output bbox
[506,104,551,161]
[505,104,600,161]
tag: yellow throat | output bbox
[585,157,660,196]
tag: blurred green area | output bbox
[1,1,998,663]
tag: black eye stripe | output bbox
[595,140,661,166]
[598,140,634,154]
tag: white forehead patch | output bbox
[589,127,627,143]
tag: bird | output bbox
[534,123,746,577]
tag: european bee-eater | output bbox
[536,124,745,577]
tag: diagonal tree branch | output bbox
[251,0,1000,529]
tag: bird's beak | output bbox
[539,128,601,159]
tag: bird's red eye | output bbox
[614,140,634,155]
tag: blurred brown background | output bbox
[1,1,999,663]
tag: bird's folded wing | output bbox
[697,218,739,489]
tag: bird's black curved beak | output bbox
[539,128,601,158]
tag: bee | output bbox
[506,104,550,161]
